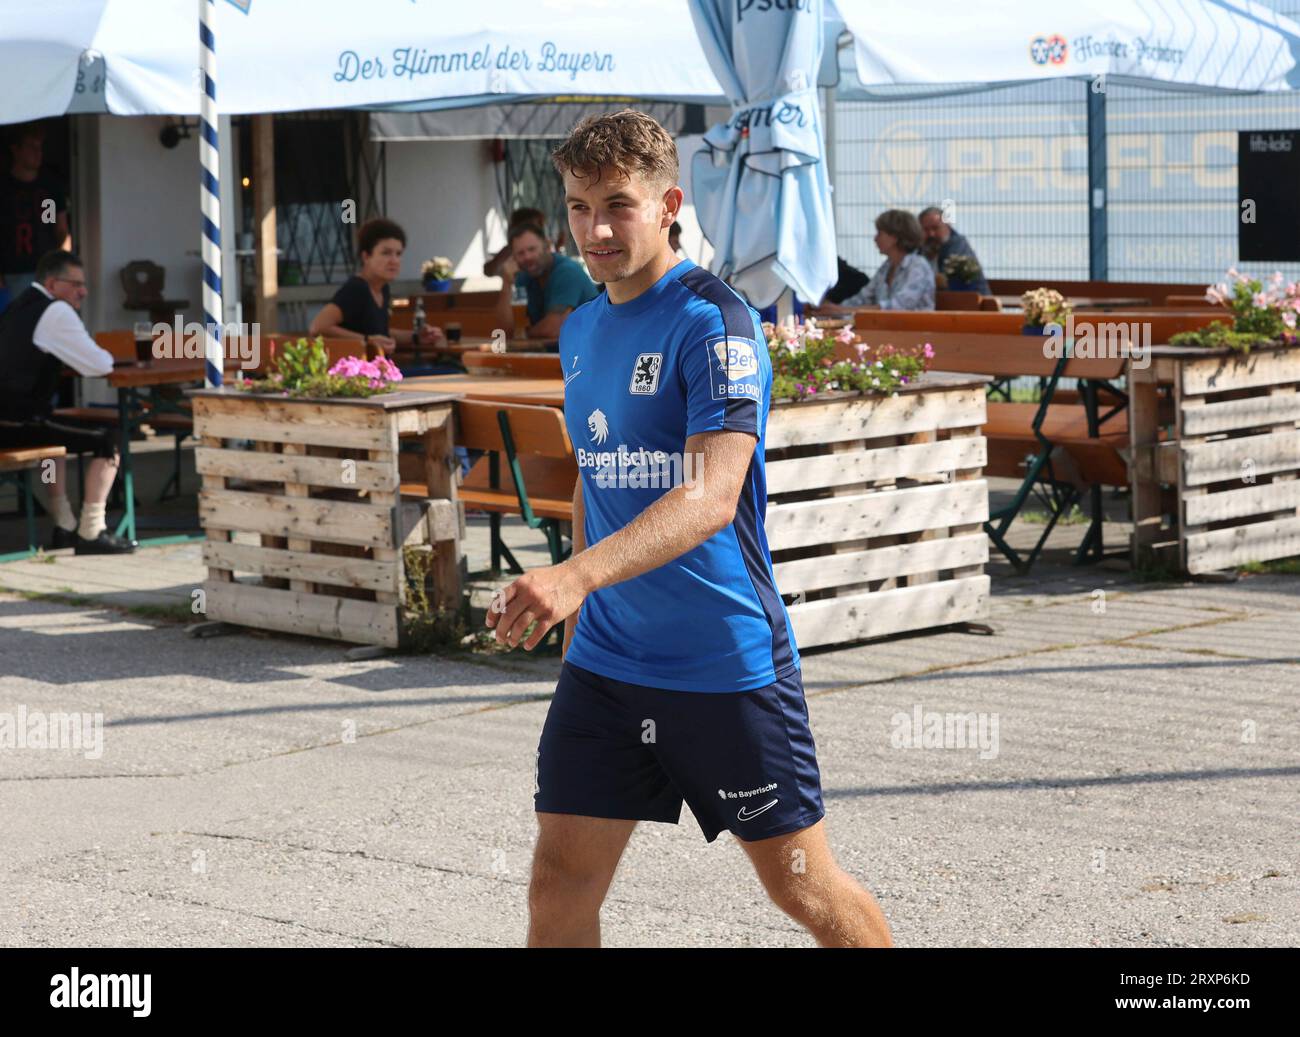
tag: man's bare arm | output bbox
[487,429,756,649]
[528,308,571,340]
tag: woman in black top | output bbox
[309,217,442,355]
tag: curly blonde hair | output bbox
[551,108,678,191]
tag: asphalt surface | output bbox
[1,550,1295,947]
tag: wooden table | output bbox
[1129,343,1300,574]
[390,335,559,369]
[396,373,566,408]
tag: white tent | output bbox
[842,0,1300,94]
[0,1,728,125]
[7,0,1300,127]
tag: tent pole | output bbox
[199,0,223,387]
[776,288,793,323]
[822,85,836,231]
[1087,80,1109,281]
[252,114,278,334]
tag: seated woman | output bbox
[816,210,935,313]
[310,217,444,356]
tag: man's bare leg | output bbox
[738,819,893,947]
[527,813,637,947]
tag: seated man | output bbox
[483,207,560,278]
[493,223,600,344]
[0,249,135,553]
[919,206,991,295]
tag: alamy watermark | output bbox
[580,444,705,499]
[151,317,261,370]
[1041,317,1151,369]
[890,703,1000,760]
[0,706,104,760]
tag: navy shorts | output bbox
[535,661,825,843]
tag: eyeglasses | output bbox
[53,277,88,289]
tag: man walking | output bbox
[487,109,892,948]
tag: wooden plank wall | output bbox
[1173,348,1300,573]
[764,385,990,648]
[191,396,458,647]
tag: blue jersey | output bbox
[559,257,800,692]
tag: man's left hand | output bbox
[485,562,587,650]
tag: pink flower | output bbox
[1253,292,1268,308]
[836,327,856,345]
[1284,311,1297,330]
[922,342,935,359]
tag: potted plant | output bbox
[1020,288,1072,335]
[764,317,932,402]
[421,257,454,292]
[233,336,404,398]
[942,254,983,292]
[1169,269,1300,354]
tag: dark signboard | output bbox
[1238,130,1300,262]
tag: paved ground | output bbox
[0,472,1296,947]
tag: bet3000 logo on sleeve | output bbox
[707,336,761,402]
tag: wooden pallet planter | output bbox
[1131,344,1300,574]
[188,388,461,647]
[765,372,991,648]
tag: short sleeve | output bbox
[680,311,762,439]
[329,277,367,332]
[544,260,596,313]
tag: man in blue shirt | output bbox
[487,109,893,949]
[493,223,600,343]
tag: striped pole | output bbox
[199,0,223,387]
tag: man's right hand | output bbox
[500,257,519,283]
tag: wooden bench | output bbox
[390,307,515,338]
[935,289,1003,310]
[400,399,576,575]
[987,279,1208,307]
[0,445,68,561]
[391,300,527,334]
[462,352,562,379]
[837,332,1129,569]
[852,309,1222,344]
